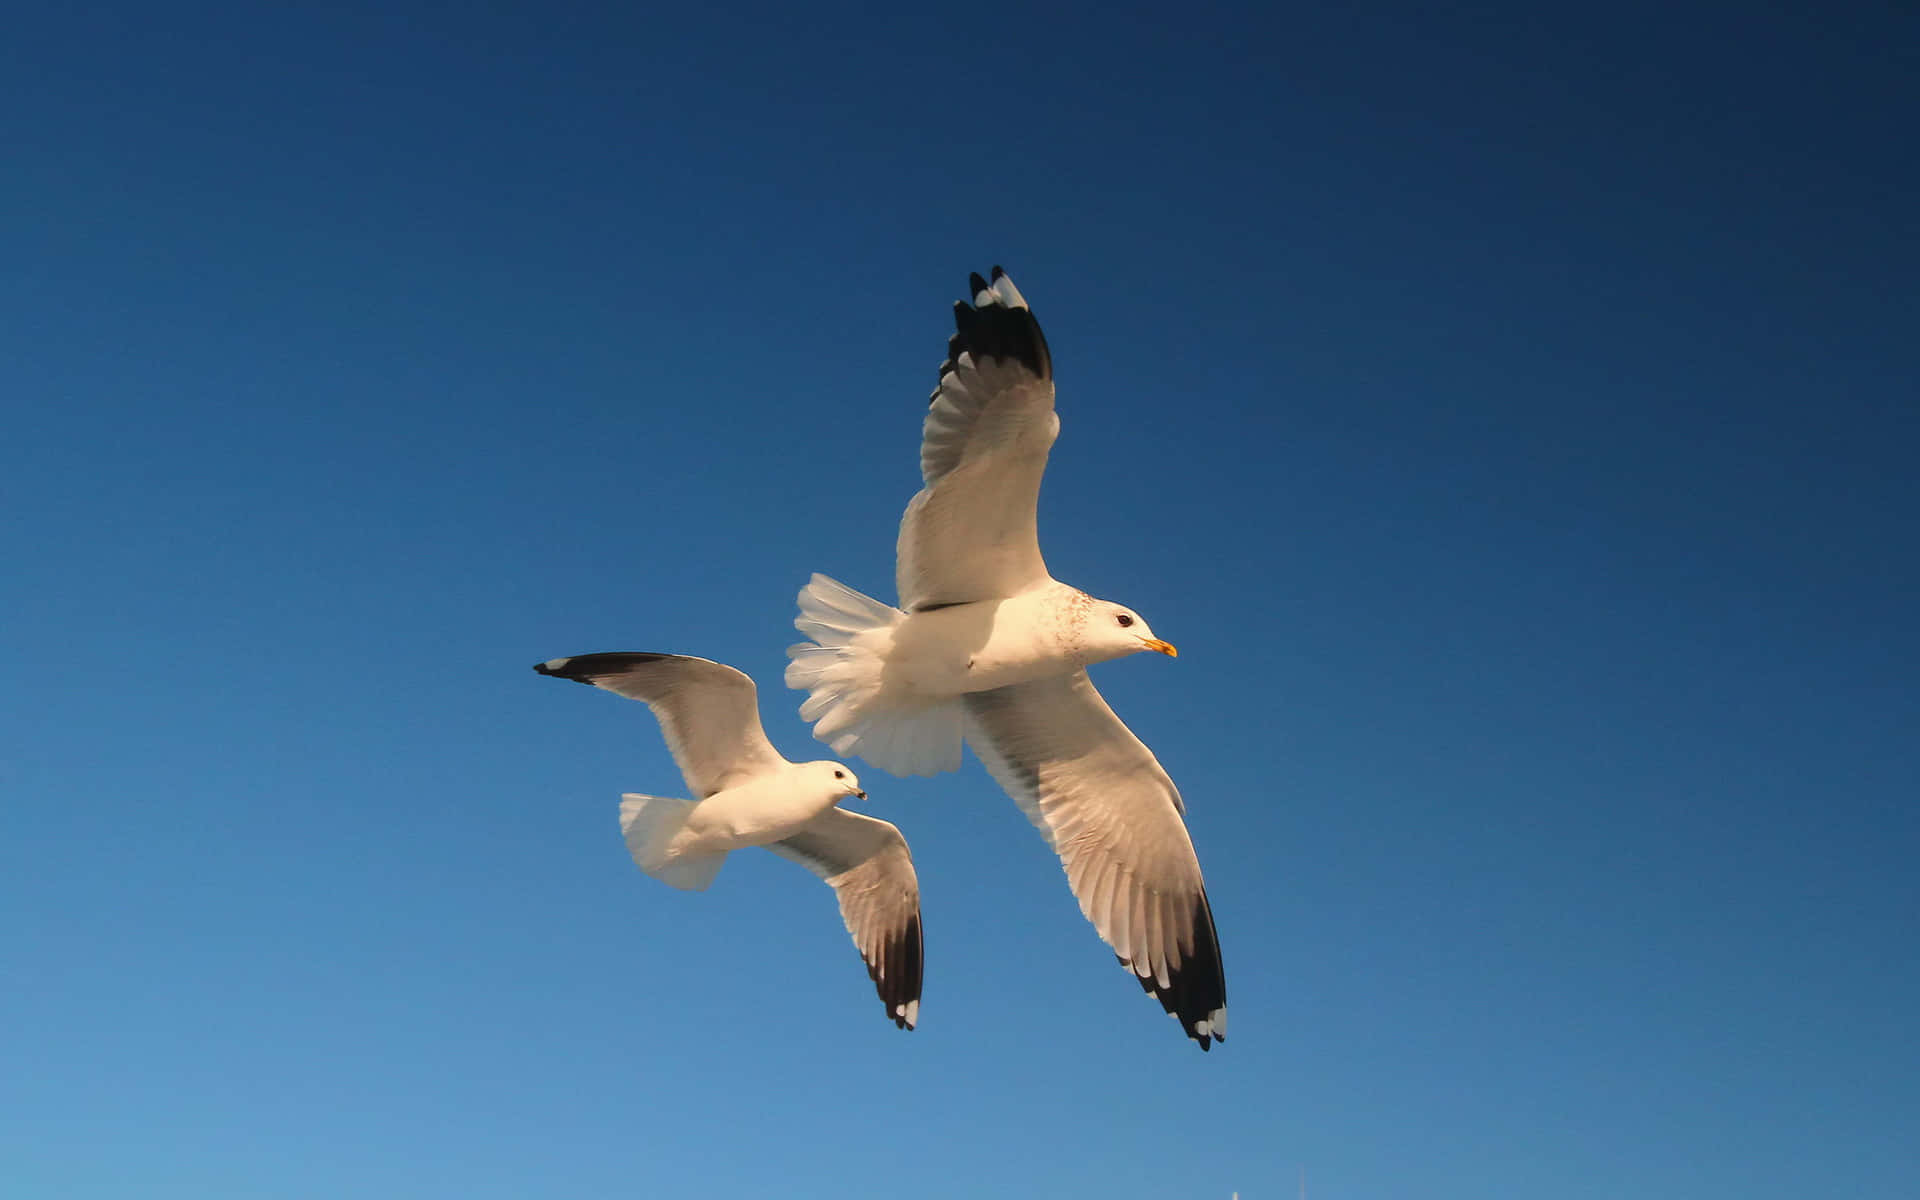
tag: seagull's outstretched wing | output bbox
[896,267,1059,611]
[534,652,788,797]
[770,808,925,1030]
[963,671,1227,1049]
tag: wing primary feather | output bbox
[533,652,675,683]
[1144,889,1167,989]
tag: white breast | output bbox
[886,583,1086,698]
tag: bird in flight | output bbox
[537,651,923,1031]
[785,268,1225,1048]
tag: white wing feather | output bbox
[770,808,925,1029]
[895,273,1059,610]
[963,670,1227,1046]
[535,653,788,797]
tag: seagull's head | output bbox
[806,760,867,803]
[1084,601,1178,663]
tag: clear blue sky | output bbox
[5,2,1915,1196]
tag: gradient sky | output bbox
[5,3,1916,1197]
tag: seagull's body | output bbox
[638,765,854,863]
[804,578,1168,707]
[786,268,1227,1049]
[536,651,923,1031]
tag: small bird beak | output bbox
[853,789,868,800]
[1141,638,1179,658]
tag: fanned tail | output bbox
[619,794,726,891]
[784,573,963,777]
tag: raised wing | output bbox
[963,671,1227,1049]
[895,267,1059,611]
[770,808,924,1030]
[534,652,788,797]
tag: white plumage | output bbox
[537,651,923,1030]
[786,268,1226,1049]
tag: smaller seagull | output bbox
[534,651,923,1031]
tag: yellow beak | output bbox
[1141,638,1178,658]
[853,789,868,800]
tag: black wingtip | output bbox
[533,651,676,685]
[871,911,924,1032]
[990,264,1006,280]
[533,658,600,686]
[938,268,1051,380]
[1122,891,1228,1050]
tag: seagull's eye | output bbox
[1116,613,1135,628]
[834,770,845,779]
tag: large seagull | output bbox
[785,268,1226,1048]
[536,651,923,1031]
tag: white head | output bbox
[1078,598,1179,665]
[801,760,867,803]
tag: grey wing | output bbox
[895,268,1059,611]
[964,671,1227,1049]
[533,652,788,797]
[769,808,924,1030]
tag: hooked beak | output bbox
[1141,638,1179,658]
[853,789,868,800]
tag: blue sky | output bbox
[4,2,1915,1196]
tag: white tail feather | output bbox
[784,573,963,777]
[619,794,725,891]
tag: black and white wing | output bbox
[770,808,924,1030]
[964,671,1227,1049]
[533,652,788,797]
[895,267,1059,612]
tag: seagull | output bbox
[535,651,923,1031]
[784,268,1226,1049]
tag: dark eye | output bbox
[834,770,845,779]
[1116,614,1135,628]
